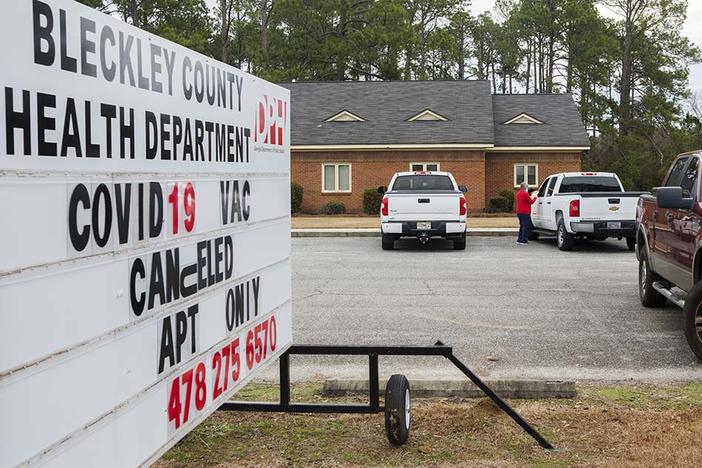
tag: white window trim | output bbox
[321,163,353,193]
[513,163,539,188]
[407,109,448,121]
[324,110,366,122]
[409,162,441,172]
[504,113,544,125]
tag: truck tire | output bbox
[626,237,636,251]
[382,234,395,250]
[384,374,411,445]
[556,220,574,251]
[638,250,667,307]
[452,234,466,250]
[683,281,702,361]
[528,231,540,241]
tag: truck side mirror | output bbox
[378,186,387,194]
[458,185,468,193]
[656,186,694,209]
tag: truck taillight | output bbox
[459,196,467,216]
[381,196,389,216]
[569,199,580,217]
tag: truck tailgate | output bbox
[577,192,644,221]
[387,192,460,221]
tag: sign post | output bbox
[0,0,292,465]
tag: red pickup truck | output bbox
[636,150,702,361]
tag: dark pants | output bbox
[517,213,532,243]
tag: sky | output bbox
[471,0,702,94]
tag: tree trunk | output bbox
[219,0,231,63]
[259,0,271,69]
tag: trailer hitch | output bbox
[220,341,554,450]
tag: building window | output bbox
[514,164,538,187]
[322,164,352,192]
[410,162,440,172]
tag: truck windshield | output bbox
[559,176,622,193]
[392,175,455,191]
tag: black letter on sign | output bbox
[145,111,157,159]
[5,88,32,155]
[130,257,146,316]
[115,183,131,245]
[225,288,235,332]
[37,92,57,156]
[158,316,174,374]
[68,183,91,252]
[33,0,55,66]
[148,252,165,311]
[149,182,163,238]
[92,183,112,248]
[242,180,251,221]
[59,9,77,72]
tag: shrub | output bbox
[499,189,515,211]
[291,183,303,213]
[319,201,346,215]
[362,189,384,215]
[487,196,510,213]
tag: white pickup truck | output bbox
[379,171,468,250]
[530,172,647,251]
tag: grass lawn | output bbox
[156,382,702,467]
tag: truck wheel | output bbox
[626,237,636,251]
[384,374,411,445]
[453,234,466,250]
[528,231,540,241]
[382,234,395,251]
[638,250,667,307]
[683,282,702,361]
[556,221,574,251]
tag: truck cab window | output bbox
[546,177,558,196]
[537,178,549,197]
[681,157,699,197]
[665,157,689,187]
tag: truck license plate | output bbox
[417,222,431,230]
[607,222,621,229]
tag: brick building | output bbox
[280,81,590,213]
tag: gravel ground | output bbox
[261,236,702,383]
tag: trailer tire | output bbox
[384,374,411,445]
[626,237,636,251]
[683,281,702,361]
[382,234,395,251]
[638,250,667,307]
[453,234,466,250]
[556,220,574,251]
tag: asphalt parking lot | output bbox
[277,236,702,383]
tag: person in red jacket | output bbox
[515,182,537,245]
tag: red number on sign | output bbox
[195,362,206,410]
[181,368,194,424]
[269,316,277,351]
[221,344,230,392]
[212,352,223,400]
[168,183,179,235]
[260,320,269,360]
[254,324,263,364]
[231,338,241,381]
[168,377,182,429]
[184,182,196,232]
[246,330,255,370]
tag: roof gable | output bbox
[407,109,448,121]
[504,113,543,125]
[325,110,366,122]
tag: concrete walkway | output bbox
[292,227,518,237]
[292,215,518,229]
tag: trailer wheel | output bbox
[683,281,702,361]
[384,374,411,445]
